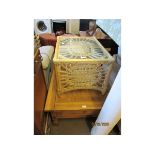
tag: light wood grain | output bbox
[44,71,107,111]
[44,72,109,124]
[52,110,100,119]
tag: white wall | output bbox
[91,69,121,135]
[96,19,121,47]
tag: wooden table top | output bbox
[44,71,107,111]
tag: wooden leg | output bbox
[51,112,59,125]
[53,117,58,125]
[101,87,107,95]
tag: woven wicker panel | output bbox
[54,36,114,95]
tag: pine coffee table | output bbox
[44,36,114,125]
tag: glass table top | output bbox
[58,37,108,59]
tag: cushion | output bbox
[79,29,107,39]
[95,28,107,39]
[39,46,54,69]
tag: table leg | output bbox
[51,112,59,125]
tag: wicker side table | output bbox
[53,36,114,95]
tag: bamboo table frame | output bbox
[53,36,114,95]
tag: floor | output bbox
[50,118,91,135]
[44,114,120,135]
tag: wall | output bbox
[96,19,121,47]
[91,69,121,135]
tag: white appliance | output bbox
[34,19,52,34]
